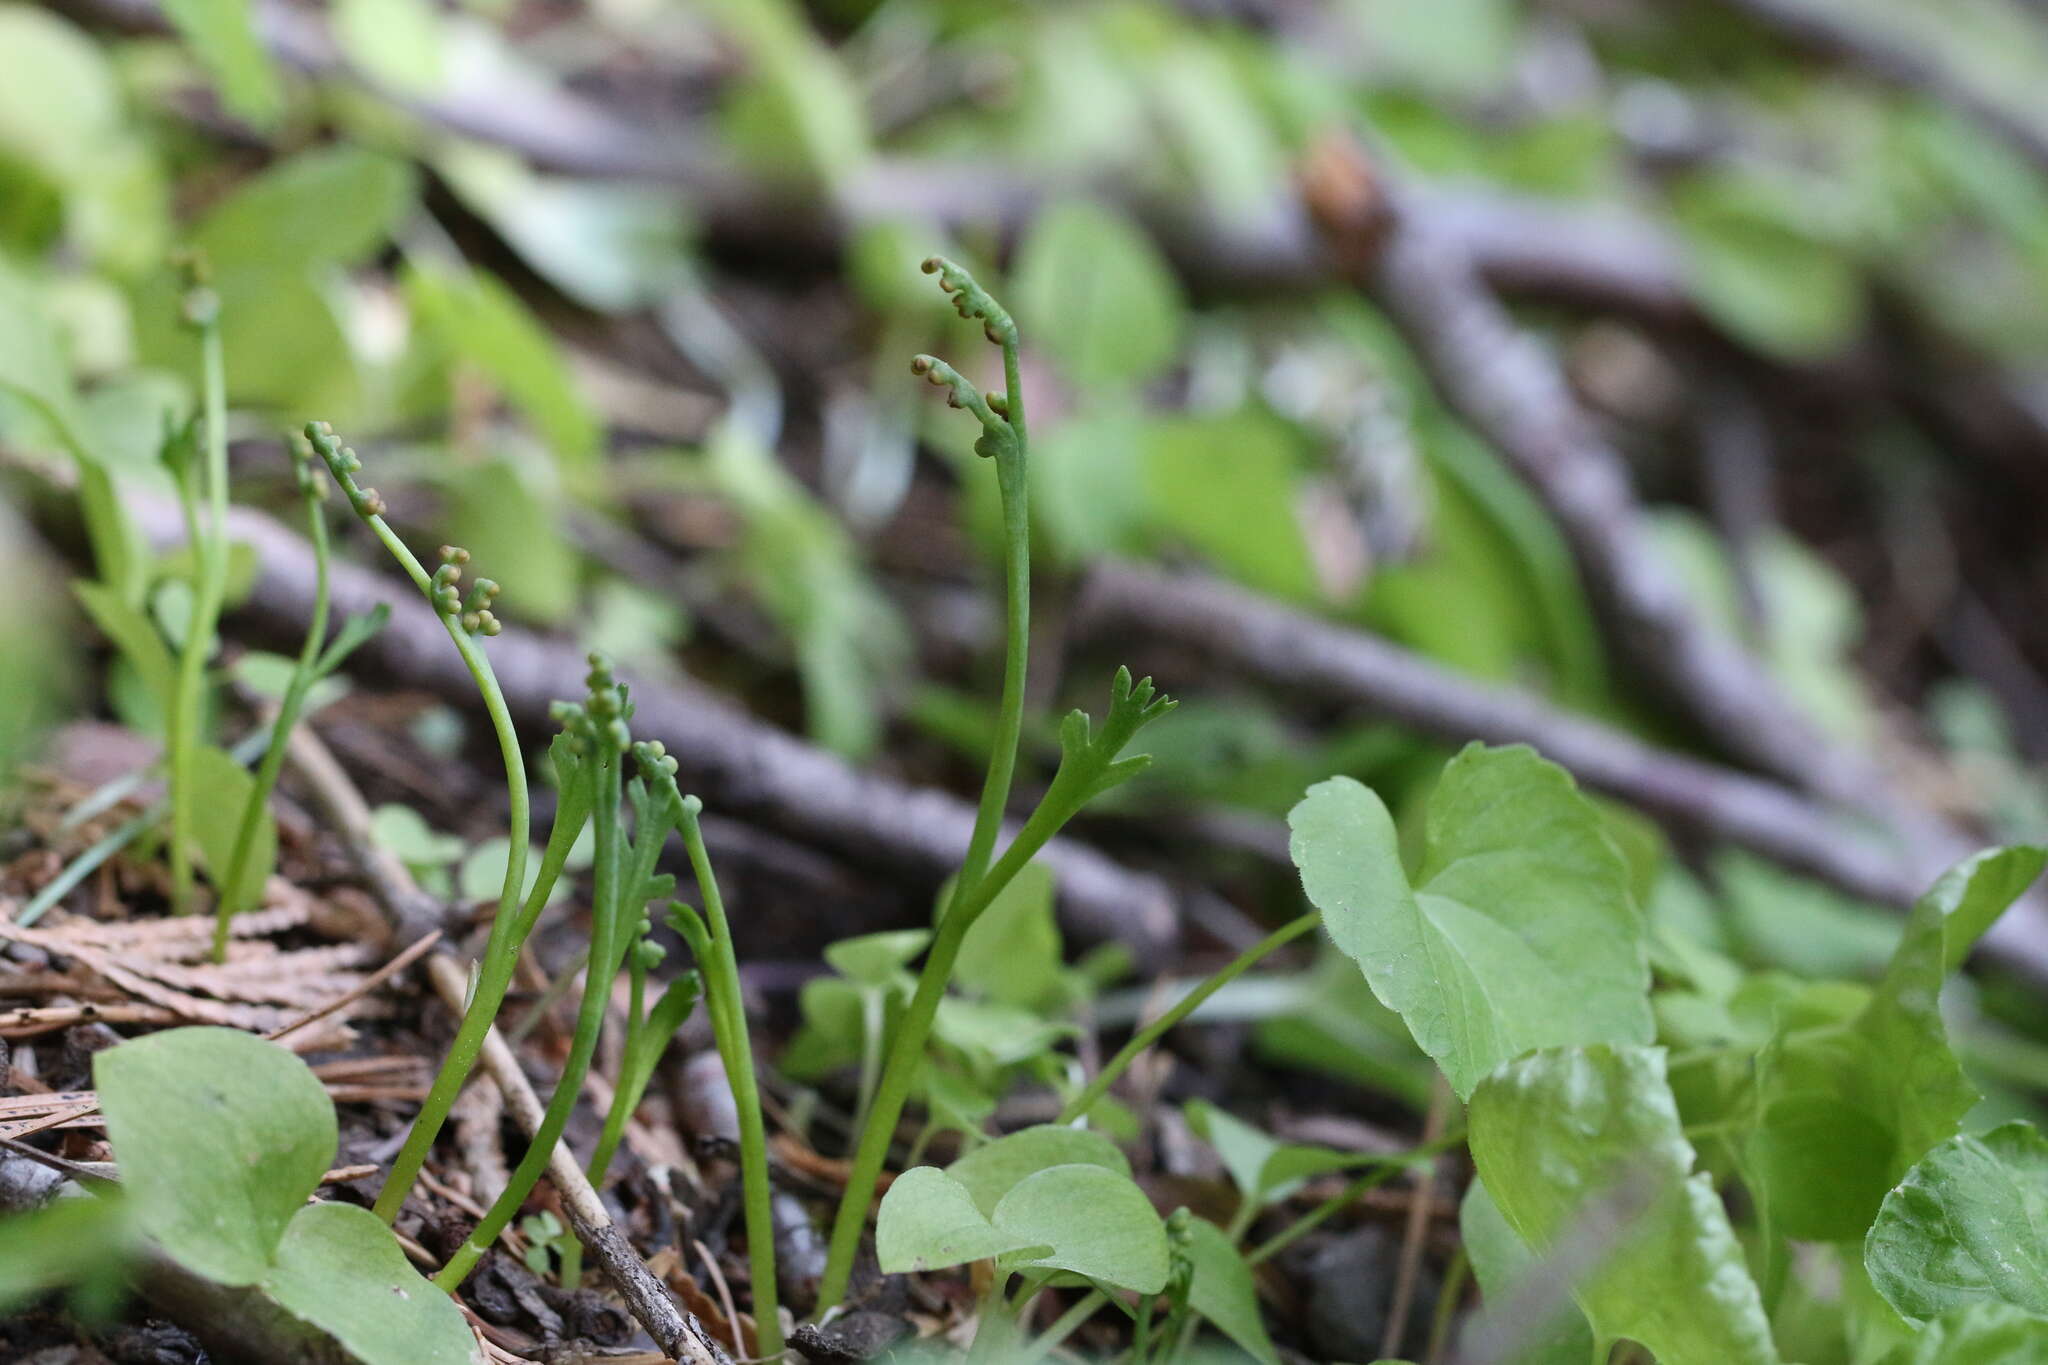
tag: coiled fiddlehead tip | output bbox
[919,256,1017,348]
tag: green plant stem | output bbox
[212,487,330,962]
[816,341,1033,1316]
[852,984,885,1137]
[953,346,1029,899]
[1057,911,1319,1125]
[816,782,1090,1313]
[585,956,648,1196]
[1013,1291,1106,1365]
[1243,1131,1465,1266]
[1425,1246,1469,1365]
[167,321,230,916]
[355,515,536,1224]
[435,748,624,1291]
[676,801,783,1358]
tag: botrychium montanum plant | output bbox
[814,257,1180,1311]
[306,426,777,1342]
[307,420,543,1229]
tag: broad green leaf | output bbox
[73,580,174,709]
[823,929,930,988]
[932,996,1070,1072]
[190,743,275,912]
[1345,0,1518,97]
[95,1027,336,1285]
[1671,170,1865,359]
[264,1202,480,1364]
[0,258,96,458]
[1876,1304,2048,1364]
[946,1126,1131,1218]
[334,0,444,94]
[1014,199,1185,389]
[992,1164,1169,1294]
[1457,1180,1593,1365]
[194,147,411,272]
[132,267,357,414]
[1184,1100,1359,1206]
[1468,1045,1780,1365]
[404,263,602,479]
[953,861,1063,1010]
[1925,845,2048,973]
[702,0,869,187]
[1865,1121,2048,1324]
[1030,407,1148,565]
[0,7,122,174]
[1185,1216,1279,1365]
[1367,421,1608,710]
[1143,409,1317,602]
[435,145,686,313]
[371,804,465,869]
[780,975,865,1079]
[440,457,580,624]
[1744,847,2045,1241]
[0,1189,135,1315]
[1288,745,1652,1098]
[458,839,554,907]
[161,0,282,125]
[130,146,410,411]
[875,1166,1045,1273]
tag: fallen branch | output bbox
[1306,140,1964,852]
[1077,564,2048,980]
[130,495,1180,956]
[53,0,1690,321]
[1078,567,1909,898]
[1708,0,2048,178]
[1292,139,2048,977]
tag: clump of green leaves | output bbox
[1288,743,2048,1364]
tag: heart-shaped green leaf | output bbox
[875,1167,1046,1273]
[824,929,932,987]
[1865,1120,2048,1324]
[264,1202,480,1364]
[946,1125,1130,1217]
[992,1164,1168,1294]
[1457,1179,1593,1365]
[1289,745,1653,1098]
[190,744,276,912]
[1468,1045,1780,1365]
[1744,846,2045,1240]
[1184,1100,1360,1207]
[1184,1215,1278,1365]
[96,1027,335,1285]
